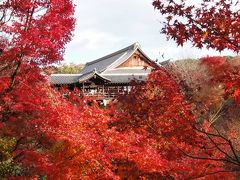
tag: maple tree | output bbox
[0,0,88,178]
[152,0,240,52]
[0,1,121,178]
[0,71,116,178]
[110,67,240,179]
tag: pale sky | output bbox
[63,0,236,64]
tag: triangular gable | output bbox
[80,43,159,76]
[78,71,111,84]
[116,49,153,69]
[103,44,159,72]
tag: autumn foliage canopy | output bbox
[152,0,240,52]
[0,0,240,179]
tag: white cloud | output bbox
[69,30,122,50]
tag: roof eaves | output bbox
[78,71,111,83]
[51,74,82,76]
[103,43,139,72]
[95,73,111,82]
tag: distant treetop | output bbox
[54,63,85,74]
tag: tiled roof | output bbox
[49,73,147,85]
[80,43,138,74]
[49,74,82,84]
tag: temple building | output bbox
[50,43,159,99]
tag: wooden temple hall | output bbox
[49,43,159,99]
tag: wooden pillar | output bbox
[83,82,85,96]
[103,85,105,96]
[97,86,99,97]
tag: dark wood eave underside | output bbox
[78,72,111,83]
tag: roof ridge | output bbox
[86,42,139,66]
[51,74,82,76]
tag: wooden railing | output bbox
[82,85,132,100]
[83,91,126,99]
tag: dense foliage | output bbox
[110,58,240,178]
[0,0,240,179]
[152,0,240,52]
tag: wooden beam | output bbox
[83,82,85,96]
